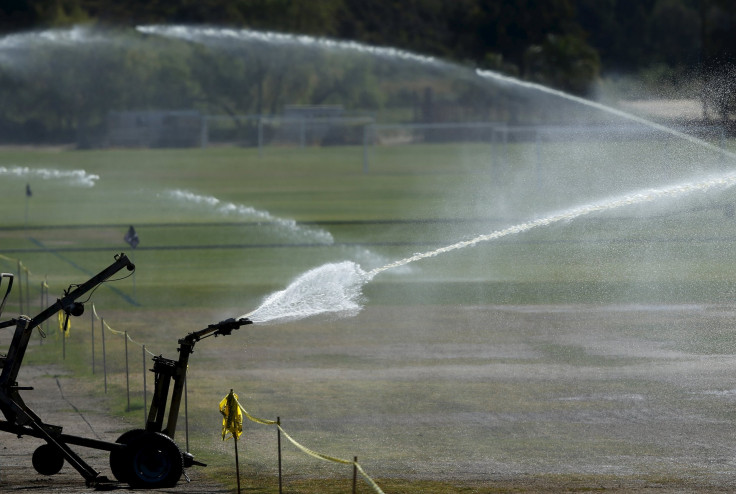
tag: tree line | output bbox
[1,0,734,94]
[0,0,734,145]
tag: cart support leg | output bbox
[27,419,102,485]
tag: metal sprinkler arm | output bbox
[28,252,135,330]
[1,253,135,391]
[149,317,252,439]
[181,317,253,348]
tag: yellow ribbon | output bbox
[219,390,243,441]
[57,310,70,337]
[92,303,156,356]
[237,400,385,494]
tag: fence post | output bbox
[124,331,130,412]
[234,424,241,494]
[39,281,45,345]
[43,277,49,334]
[184,377,189,452]
[353,456,358,494]
[277,417,282,494]
[24,266,29,316]
[101,317,107,394]
[142,345,148,423]
[62,316,66,360]
[130,250,136,302]
[16,260,22,315]
[91,310,95,374]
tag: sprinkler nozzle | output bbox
[209,317,253,336]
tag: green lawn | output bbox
[1,140,735,310]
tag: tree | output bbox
[650,0,700,67]
[0,1,38,31]
[524,33,600,95]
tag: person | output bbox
[124,225,139,249]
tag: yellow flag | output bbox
[219,390,243,441]
[58,310,70,337]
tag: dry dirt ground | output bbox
[196,304,736,493]
[7,304,736,493]
[0,364,229,493]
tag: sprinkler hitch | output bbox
[130,315,254,486]
[0,253,256,489]
[0,253,135,487]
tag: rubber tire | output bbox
[126,432,184,488]
[109,429,145,483]
[32,443,64,475]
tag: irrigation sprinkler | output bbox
[0,253,253,489]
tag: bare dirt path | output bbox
[0,364,229,493]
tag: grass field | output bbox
[3,137,736,492]
[2,139,736,308]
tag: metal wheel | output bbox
[126,432,184,488]
[109,428,145,483]
[32,443,64,475]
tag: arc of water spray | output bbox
[133,25,736,321]
[367,173,736,278]
[165,189,334,244]
[0,26,98,50]
[140,25,732,161]
[136,25,441,66]
[245,171,736,324]
[475,69,736,161]
[0,166,99,187]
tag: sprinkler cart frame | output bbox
[0,253,252,488]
